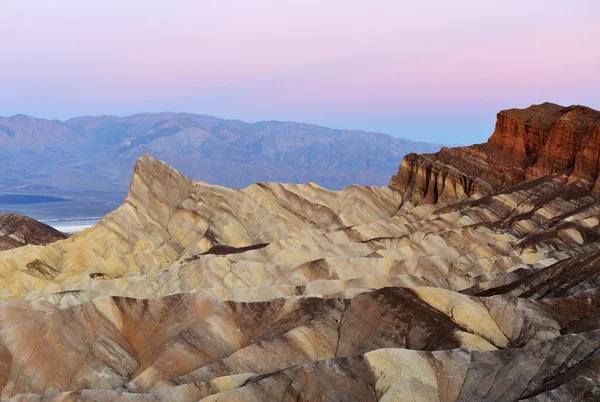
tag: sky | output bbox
[1,0,599,145]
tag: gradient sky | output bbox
[1,0,599,144]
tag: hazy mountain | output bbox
[0,113,440,218]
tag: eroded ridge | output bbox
[2,103,600,401]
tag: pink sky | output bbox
[1,0,599,143]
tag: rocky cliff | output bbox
[0,104,600,400]
[390,103,600,205]
[0,213,67,251]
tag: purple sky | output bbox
[1,0,599,144]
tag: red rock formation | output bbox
[390,103,600,204]
[0,213,67,251]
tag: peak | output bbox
[130,154,193,192]
[134,153,165,169]
[0,212,44,225]
[497,103,566,123]
[8,114,33,121]
[489,102,600,156]
[127,155,194,228]
[499,103,599,121]
[564,104,600,116]
[132,154,192,183]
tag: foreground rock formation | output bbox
[0,213,67,251]
[0,103,600,401]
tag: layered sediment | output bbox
[0,213,67,251]
[1,103,600,400]
[391,103,600,205]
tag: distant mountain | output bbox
[0,113,440,218]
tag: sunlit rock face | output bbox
[390,102,600,206]
[2,104,600,401]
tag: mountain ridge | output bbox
[0,112,440,219]
[1,103,600,399]
[0,213,67,251]
[1,111,434,145]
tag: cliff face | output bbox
[388,150,497,205]
[491,103,600,185]
[0,213,67,251]
[391,103,600,205]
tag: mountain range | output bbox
[0,113,439,219]
[0,103,600,400]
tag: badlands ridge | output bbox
[0,103,600,400]
[0,214,66,252]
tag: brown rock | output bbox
[0,213,67,251]
[390,103,600,205]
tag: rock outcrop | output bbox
[1,103,600,400]
[390,103,600,205]
[0,213,67,251]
